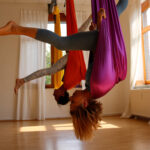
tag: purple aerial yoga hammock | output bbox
[90,0,127,99]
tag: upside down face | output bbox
[53,88,65,102]
[70,90,90,111]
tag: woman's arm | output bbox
[116,0,128,16]
[78,15,92,32]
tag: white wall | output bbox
[0,1,131,120]
[0,2,48,120]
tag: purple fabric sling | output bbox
[90,0,127,99]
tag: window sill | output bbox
[45,84,53,89]
[45,84,82,89]
[133,84,150,90]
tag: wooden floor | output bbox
[0,116,150,150]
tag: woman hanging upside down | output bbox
[0,0,128,140]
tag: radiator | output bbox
[130,89,150,118]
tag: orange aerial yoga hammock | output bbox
[63,0,87,89]
[53,5,64,89]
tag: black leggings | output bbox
[35,29,98,51]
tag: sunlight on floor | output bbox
[99,121,120,129]
[52,121,120,131]
[20,126,47,132]
[52,123,74,131]
[19,121,120,132]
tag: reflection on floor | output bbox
[0,116,150,150]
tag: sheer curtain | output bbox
[130,0,144,88]
[16,7,48,120]
[122,0,143,118]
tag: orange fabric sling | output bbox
[63,0,86,89]
[53,6,64,89]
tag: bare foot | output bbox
[0,21,18,35]
[14,79,25,94]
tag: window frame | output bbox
[136,0,150,86]
[45,13,66,88]
[141,0,150,84]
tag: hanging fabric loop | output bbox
[63,0,86,90]
[53,5,64,89]
[90,0,127,98]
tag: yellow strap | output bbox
[53,6,64,89]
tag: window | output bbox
[141,0,150,84]
[45,13,66,88]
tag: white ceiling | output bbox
[0,0,91,11]
[0,0,43,2]
[0,0,53,3]
[0,0,90,4]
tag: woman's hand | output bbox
[89,22,97,31]
[97,8,106,30]
[89,8,106,31]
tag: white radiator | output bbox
[130,89,150,118]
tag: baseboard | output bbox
[131,114,150,120]
[102,113,122,117]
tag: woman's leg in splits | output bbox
[0,21,98,94]
[14,54,68,94]
[0,21,98,51]
[0,21,37,38]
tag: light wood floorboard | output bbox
[0,116,150,150]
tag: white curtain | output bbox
[16,7,48,120]
[130,0,144,88]
[122,0,143,118]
